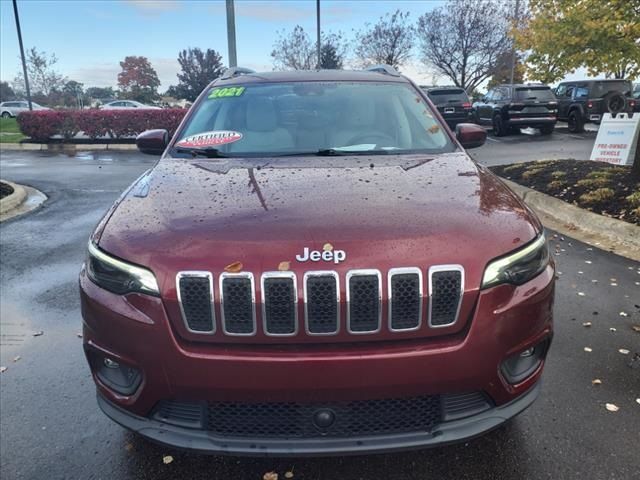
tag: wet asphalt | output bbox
[0,149,639,480]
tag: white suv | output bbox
[0,101,50,117]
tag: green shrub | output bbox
[626,191,640,207]
[577,177,610,189]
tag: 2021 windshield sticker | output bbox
[176,130,243,148]
[208,86,246,99]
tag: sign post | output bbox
[589,113,640,165]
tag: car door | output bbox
[478,90,494,123]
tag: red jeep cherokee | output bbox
[80,67,554,456]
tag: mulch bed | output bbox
[490,159,640,226]
[0,181,14,200]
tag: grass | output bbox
[579,188,615,205]
[0,117,26,143]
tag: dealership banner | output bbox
[590,113,640,165]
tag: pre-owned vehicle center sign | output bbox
[590,113,640,165]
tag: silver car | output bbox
[101,100,160,110]
[0,101,50,117]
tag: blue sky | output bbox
[0,0,447,90]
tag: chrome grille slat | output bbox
[220,272,256,336]
[388,268,423,331]
[346,269,382,334]
[262,272,298,336]
[176,271,215,334]
[304,271,340,335]
[428,265,464,328]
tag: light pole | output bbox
[509,0,521,85]
[12,0,32,110]
[316,0,321,69]
[226,0,237,67]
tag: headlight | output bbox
[481,234,549,289]
[86,241,159,296]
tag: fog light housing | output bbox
[501,339,550,384]
[96,355,142,396]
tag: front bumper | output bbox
[98,381,541,456]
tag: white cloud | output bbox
[123,0,180,16]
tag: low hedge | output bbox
[17,108,187,141]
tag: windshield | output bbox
[426,88,469,105]
[515,87,556,101]
[173,82,454,156]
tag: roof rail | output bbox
[365,64,400,77]
[220,66,256,80]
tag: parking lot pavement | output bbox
[1,151,638,480]
[470,126,597,166]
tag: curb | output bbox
[502,178,640,262]
[0,143,138,151]
[0,180,27,215]
[0,181,47,223]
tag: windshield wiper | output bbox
[174,146,229,158]
[315,148,391,156]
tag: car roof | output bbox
[212,69,411,88]
[496,83,551,88]
[422,86,466,92]
[558,79,631,85]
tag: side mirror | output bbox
[456,123,486,149]
[136,129,168,155]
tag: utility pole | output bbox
[226,0,237,67]
[316,0,321,69]
[509,0,521,85]
[12,0,32,110]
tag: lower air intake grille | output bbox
[348,273,381,333]
[206,395,442,438]
[263,276,297,335]
[178,275,214,332]
[221,276,255,334]
[306,275,339,334]
[153,400,204,429]
[441,392,492,421]
[430,269,463,326]
[390,272,421,330]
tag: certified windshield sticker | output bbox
[208,86,246,99]
[176,130,242,147]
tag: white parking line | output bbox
[568,135,586,140]
[486,137,502,143]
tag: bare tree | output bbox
[416,0,510,93]
[271,26,348,70]
[354,10,414,69]
[13,48,66,97]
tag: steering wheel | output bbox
[345,132,396,147]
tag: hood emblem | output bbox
[296,245,346,264]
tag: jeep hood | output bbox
[96,152,541,292]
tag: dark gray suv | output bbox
[554,79,636,132]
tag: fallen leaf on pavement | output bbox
[285,470,294,479]
[76,332,83,338]
[636,398,640,405]
[33,331,44,337]
[620,312,629,317]
[592,379,602,385]
[12,356,20,362]
[584,347,593,352]
[0,367,7,373]
[263,472,278,480]
[163,455,173,464]
[618,349,630,355]
[582,322,592,327]
[632,325,640,332]
[585,260,592,264]
[609,327,617,332]
[605,403,619,412]
[125,443,134,452]
[577,292,585,296]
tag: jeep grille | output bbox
[176,266,464,338]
